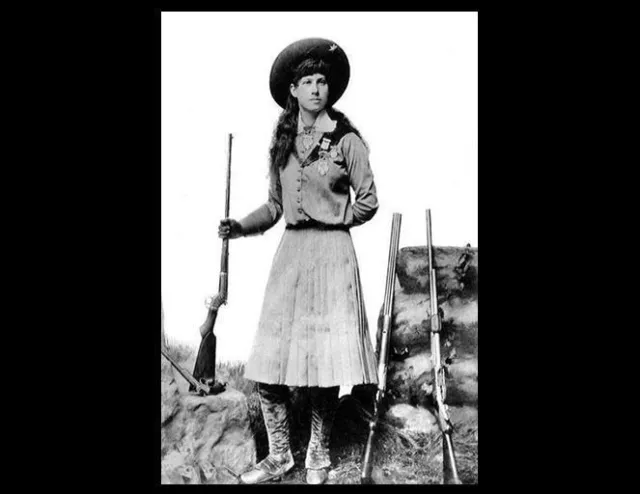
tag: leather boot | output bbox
[305,386,339,484]
[240,451,295,484]
[240,384,294,484]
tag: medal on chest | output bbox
[317,159,329,175]
[317,138,337,176]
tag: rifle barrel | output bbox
[426,209,439,329]
[381,213,402,386]
[219,134,233,302]
[192,133,233,386]
[384,213,402,312]
[426,209,433,272]
[425,208,462,485]
[361,213,402,484]
[224,133,233,218]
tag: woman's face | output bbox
[290,73,329,114]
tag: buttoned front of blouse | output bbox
[239,116,378,236]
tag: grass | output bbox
[163,338,195,363]
[163,342,478,484]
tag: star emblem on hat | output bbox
[329,43,337,52]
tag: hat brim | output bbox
[269,38,350,109]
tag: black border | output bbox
[74,6,543,490]
[156,8,487,491]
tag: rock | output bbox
[395,246,477,296]
[379,280,478,359]
[161,450,189,484]
[448,405,478,426]
[161,356,181,427]
[371,464,409,484]
[161,355,256,484]
[377,245,478,431]
[386,404,438,435]
[382,313,477,407]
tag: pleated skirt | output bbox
[244,227,378,387]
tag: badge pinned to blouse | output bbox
[320,138,331,150]
[318,159,329,175]
[302,134,314,150]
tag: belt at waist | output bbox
[285,220,350,231]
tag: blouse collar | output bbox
[297,109,337,134]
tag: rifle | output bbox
[191,133,233,394]
[426,209,462,484]
[361,213,402,484]
[161,346,225,396]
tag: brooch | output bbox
[302,134,314,150]
[320,137,331,150]
[318,159,329,176]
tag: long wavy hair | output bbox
[268,58,367,177]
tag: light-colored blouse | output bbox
[239,111,378,236]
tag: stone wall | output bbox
[374,245,478,433]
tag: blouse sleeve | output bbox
[238,169,283,236]
[341,133,379,226]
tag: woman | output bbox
[219,38,379,485]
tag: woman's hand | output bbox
[218,218,243,239]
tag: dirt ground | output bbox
[164,348,477,485]
[251,413,478,485]
[245,395,478,485]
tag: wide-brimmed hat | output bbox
[269,38,350,109]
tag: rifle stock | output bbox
[361,213,402,484]
[426,209,462,485]
[191,133,233,393]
